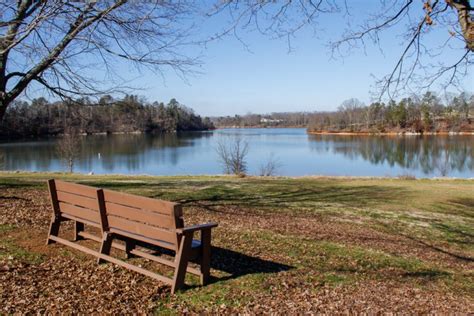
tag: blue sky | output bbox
[93,2,474,116]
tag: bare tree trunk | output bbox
[0,98,7,121]
[448,0,474,51]
[0,55,8,121]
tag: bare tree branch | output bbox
[0,1,198,120]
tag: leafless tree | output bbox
[0,1,197,121]
[216,137,249,175]
[57,126,81,173]
[259,153,281,176]
[211,1,473,98]
[334,1,473,98]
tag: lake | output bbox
[0,128,473,178]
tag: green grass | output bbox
[0,224,15,233]
[0,225,44,264]
[2,171,472,250]
[153,228,469,313]
[237,229,446,278]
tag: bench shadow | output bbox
[132,240,293,286]
[207,246,294,283]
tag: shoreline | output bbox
[0,128,215,141]
[1,171,472,181]
[214,126,474,136]
[3,127,473,139]
[214,126,305,129]
[307,131,474,136]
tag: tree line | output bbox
[211,112,312,128]
[0,95,214,138]
[308,92,473,134]
[213,92,474,133]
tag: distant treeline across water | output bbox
[0,95,214,139]
[211,92,473,134]
[2,91,473,139]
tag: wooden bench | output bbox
[45,179,218,294]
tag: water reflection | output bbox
[307,134,474,176]
[0,129,472,178]
[0,132,211,173]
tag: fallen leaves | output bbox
[0,188,51,229]
[0,185,473,313]
[0,255,168,313]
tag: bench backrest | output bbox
[50,179,101,227]
[102,189,183,250]
[48,180,184,250]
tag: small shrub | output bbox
[216,137,249,175]
[398,174,416,180]
[259,154,282,176]
[57,127,81,173]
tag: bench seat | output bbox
[46,179,217,294]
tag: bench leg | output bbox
[200,229,212,285]
[125,239,136,259]
[46,219,61,245]
[97,233,113,264]
[74,221,85,241]
[171,233,193,294]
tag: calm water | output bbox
[0,128,473,178]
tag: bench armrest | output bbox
[177,222,218,235]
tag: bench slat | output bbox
[103,190,178,216]
[55,180,97,198]
[105,202,174,228]
[61,213,102,228]
[48,235,173,285]
[109,228,177,251]
[59,202,100,223]
[57,191,99,211]
[107,215,177,246]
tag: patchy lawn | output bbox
[0,172,473,313]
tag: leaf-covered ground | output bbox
[0,173,473,313]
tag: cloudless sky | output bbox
[97,2,474,116]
